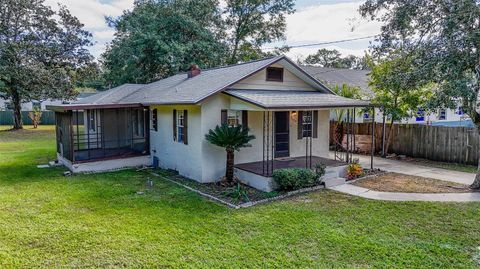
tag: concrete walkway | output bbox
[329,152,476,185]
[329,184,480,202]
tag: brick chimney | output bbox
[187,64,201,78]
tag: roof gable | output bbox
[72,55,335,107]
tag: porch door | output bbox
[274,111,289,158]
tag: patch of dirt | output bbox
[152,169,281,205]
[352,172,472,193]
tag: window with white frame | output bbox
[302,111,312,137]
[456,106,464,115]
[227,110,242,127]
[438,109,446,120]
[177,110,185,143]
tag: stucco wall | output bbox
[150,105,203,181]
[199,94,331,182]
[231,63,315,91]
[289,110,330,158]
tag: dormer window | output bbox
[266,67,283,82]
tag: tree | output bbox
[205,125,255,183]
[224,0,295,64]
[303,49,369,70]
[330,84,363,146]
[102,0,228,86]
[369,54,432,154]
[0,0,93,130]
[359,0,480,188]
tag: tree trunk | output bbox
[225,148,235,183]
[11,92,23,130]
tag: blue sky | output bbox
[44,0,380,61]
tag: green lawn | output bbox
[1,125,480,268]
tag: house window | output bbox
[87,110,96,132]
[152,109,158,131]
[266,67,283,82]
[302,111,313,137]
[177,110,185,143]
[5,102,13,110]
[438,109,446,120]
[456,106,464,115]
[32,101,41,110]
[227,110,242,127]
[416,108,425,122]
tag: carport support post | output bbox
[371,106,375,170]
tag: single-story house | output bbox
[303,65,471,127]
[47,55,370,191]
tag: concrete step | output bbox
[323,177,346,188]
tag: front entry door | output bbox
[275,111,289,158]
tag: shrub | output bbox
[272,168,320,191]
[28,107,42,128]
[314,163,326,178]
[347,161,364,180]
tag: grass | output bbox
[1,125,480,268]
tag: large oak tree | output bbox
[102,0,228,86]
[0,0,93,129]
[359,0,480,188]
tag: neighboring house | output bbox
[47,56,369,191]
[0,92,97,111]
[303,65,471,127]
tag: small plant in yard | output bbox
[205,124,255,184]
[314,163,326,178]
[347,160,364,180]
[273,168,320,191]
[224,182,250,203]
[28,107,42,128]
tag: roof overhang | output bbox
[46,103,144,112]
[223,89,371,110]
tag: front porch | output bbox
[234,156,348,192]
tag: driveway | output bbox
[329,152,476,185]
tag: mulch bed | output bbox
[152,169,283,205]
[352,172,472,193]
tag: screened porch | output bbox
[52,105,150,164]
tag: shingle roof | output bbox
[76,84,145,104]
[121,55,319,104]
[224,89,370,109]
[71,56,333,107]
[302,66,372,96]
[50,55,370,111]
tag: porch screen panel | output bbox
[55,112,73,161]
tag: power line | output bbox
[264,35,377,50]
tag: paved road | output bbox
[329,152,476,185]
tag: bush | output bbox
[272,168,320,191]
[347,161,364,180]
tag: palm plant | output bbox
[205,124,255,184]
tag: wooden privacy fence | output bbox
[330,121,480,165]
[0,111,55,125]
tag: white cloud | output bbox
[44,0,134,58]
[44,0,380,60]
[280,1,382,59]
